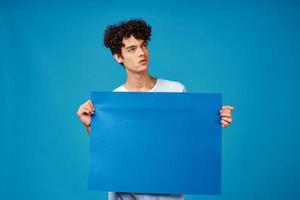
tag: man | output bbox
[77,19,234,200]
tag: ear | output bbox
[113,53,123,64]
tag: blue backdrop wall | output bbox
[0,0,299,200]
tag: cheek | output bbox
[123,56,135,66]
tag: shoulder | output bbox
[155,78,187,92]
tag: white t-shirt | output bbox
[113,78,186,93]
[109,78,186,200]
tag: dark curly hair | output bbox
[103,19,152,56]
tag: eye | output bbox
[128,48,135,52]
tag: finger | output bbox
[77,109,90,118]
[79,106,93,115]
[83,103,94,114]
[221,112,231,117]
[220,108,231,114]
[222,106,234,110]
[87,100,95,111]
[77,107,88,116]
[219,108,233,114]
[222,122,228,128]
[222,123,228,128]
[222,116,232,123]
[221,119,229,126]
[222,105,234,110]
[84,107,94,115]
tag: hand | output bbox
[220,105,234,128]
[77,100,94,133]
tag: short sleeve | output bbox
[182,85,187,93]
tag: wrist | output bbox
[85,123,91,133]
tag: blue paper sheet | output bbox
[88,92,222,195]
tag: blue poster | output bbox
[88,92,222,195]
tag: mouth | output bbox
[139,59,147,64]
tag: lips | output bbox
[139,59,147,63]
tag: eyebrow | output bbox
[125,45,136,50]
[125,42,147,50]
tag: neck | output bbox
[124,70,156,91]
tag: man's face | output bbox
[114,35,149,73]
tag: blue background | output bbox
[0,0,299,200]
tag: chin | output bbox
[135,64,148,71]
[125,64,148,73]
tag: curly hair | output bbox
[103,19,152,56]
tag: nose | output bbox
[137,47,145,57]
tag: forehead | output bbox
[122,35,145,47]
